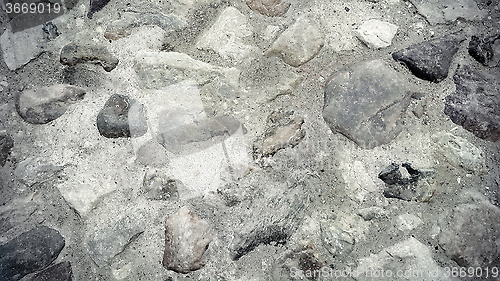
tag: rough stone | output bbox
[356,207,388,221]
[141,170,180,200]
[14,158,66,187]
[320,223,355,257]
[396,213,422,231]
[96,94,148,138]
[265,14,324,67]
[25,261,73,281]
[87,0,111,19]
[254,111,305,156]
[379,163,436,201]
[246,0,291,17]
[42,22,61,41]
[0,25,46,71]
[468,34,500,67]
[0,133,14,167]
[60,43,119,72]
[271,241,324,280]
[355,19,398,49]
[0,226,65,281]
[408,0,487,25]
[392,33,465,83]
[16,84,86,124]
[163,207,213,274]
[432,132,485,172]
[323,60,412,149]
[444,64,500,141]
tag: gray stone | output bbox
[265,14,324,67]
[468,34,500,67]
[392,33,465,83]
[16,84,86,124]
[0,133,14,167]
[254,111,305,156]
[60,43,119,72]
[134,140,168,166]
[320,223,355,257]
[432,132,485,172]
[0,25,46,71]
[444,64,500,141]
[0,226,65,281]
[141,171,179,200]
[14,158,66,187]
[87,0,111,19]
[356,207,387,221]
[42,22,61,41]
[323,60,412,149]
[163,207,213,274]
[379,163,436,201]
[355,19,398,49]
[246,0,291,17]
[409,0,487,25]
[24,261,73,281]
[96,94,148,138]
[271,241,324,280]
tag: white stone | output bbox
[355,19,398,49]
[0,25,46,70]
[396,213,422,231]
[432,132,485,173]
[340,160,378,203]
[409,0,488,25]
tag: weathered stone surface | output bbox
[468,34,500,67]
[320,223,354,257]
[392,33,465,83]
[87,0,111,19]
[265,14,323,67]
[444,64,500,141]
[323,60,412,149]
[246,0,291,17]
[141,170,179,200]
[0,226,65,281]
[14,158,66,187]
[0,25,46,70]
[0,133,14,167]
[104,12,186,40]
[432,132,485,172]
[396,213,422,231]
[42,22,61,41]
[355,19,398,49]
[163,207,213,274]
[96,94,148,138]
[25,261,73,281]
[439,200,500,267]
[356,207,388,221]
[271,241,324,280]
[60,43,119,72]
[379,163,435,201]
[409,0,487,25]
[16,84,86,124]
[254,111,305,156]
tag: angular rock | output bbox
[141,170,180,200]
[104,12,187,41]
[246,0,291,17]
[254,111,305,156]
[444,64,500,141]
[468,34,500,67]
[431,132,485,172]
[272,241,324,280]
[265,14,324,67]
[320,223,355,257]
[392,33,465,83]
[409,0,487,25]
[379,163,435,201]
[87,0,111,19]
[96,94,148,138]
[25,261,73,281]
[0,226,65,281]
[14,158,66,187]
[0,25,46,70]
[42,22,61,41]
[396,213,422,231]
[0,133,14,167]
[60,43,119,72]
[16,84,86,124]
[355,19,398,49]
[163,207,213,274]
[323,60,412,149]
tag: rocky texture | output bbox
[271,241,324,280]
[408,0,487,25]
[265,14,323,67]
[392,33,465,83]
[355,19,398,49]
[396,213,422,231]
[0,225,65,281]
[42,22,61,41]
[87,0,111,19]
[246,0,291,17]
[0,25,46,70]
[320,223,355,258]
[379,163,435,201]
[0,133,14,167]
[25,261,73,281]
[254,111,305,156]
[14,158,66,187]
[96,94,148,138]
[323,60,412,149]
[357,207,388,221]
[16,84,86,124]
[432,132,485,172]
[60,43,119,72]
[141,170,180,200]
[162,207,213,274]
[104,12,187,41]
[196,7,257,63]
[444,64,500,141]
[468,34,500,67]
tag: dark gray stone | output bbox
[323,60,412,149]
[468,34,500,67]
[392,33,465,82]
[0,133,14,167]
[444,64,500,141]
[25,261,73,281]
[96,94,148,138]
[272,241,324,280]
[42,22,61,41]
[60,43,119,72]
[87,0,111,19]
[378,163,435,201]
[0,225,65,281]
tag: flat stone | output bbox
[246,0,291,17]
[60,43,119,72]
[254,111,305,156]
[431,132,485,172]
[24,261,73,281]
[265,14,324,67]
[357,207,388,221]
[320,223,355,257]
[468,34,500,67]
[163,207,213,274]
[0,226,65,281]
[14,158,66,187]
[0,133,14,167]
[444,64,500,141]
[409,0,487,25]
[0,25,46,71]
[355,19,398,49]
[392,33,465,83]
[16,84,86,124]
[87,0,111,19]
[96,94,148,138]
[323,60,412,149]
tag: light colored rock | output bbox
[355,19,398,49]
[432,132,485,173]
[163,207,213,274]
[196,7,257,63]
[262,25,280,41]
[265,14,324,67]
[104,12,186,40]
[0,25,46,70]
[14,158,65,186]
[254,115,305,156]
[396,213,422,231]
[340,160,378,203]
[409,0,488,25]
[246,0,291,17]
[320,222,355,257]
[357,207,388,221]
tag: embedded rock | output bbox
[246,0,291,17]
[60,43,119,72]
[357,207,388,221]
[87,0,111,19]
[468,34,500,67]
[254,111,305,156]
[272,241,324,280]
[162,207,213,274]
[96,94,148,138]
[25,262,73,281]
[323,60,412,149]
[320,223,355,257]
[14,158,66,187]
[0,133,14,167]
[355,19,398,49]
[392,33,465,83]
[42,22,61,41]
[378,163,435,201]
[141,171,180,200]
[0,226,65,281]
[265,14,323,67]
[432,132,485,172]
[0,26,46,70]
[16,84,86,124]
[444,64,500,141]
[408,0,487,25]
